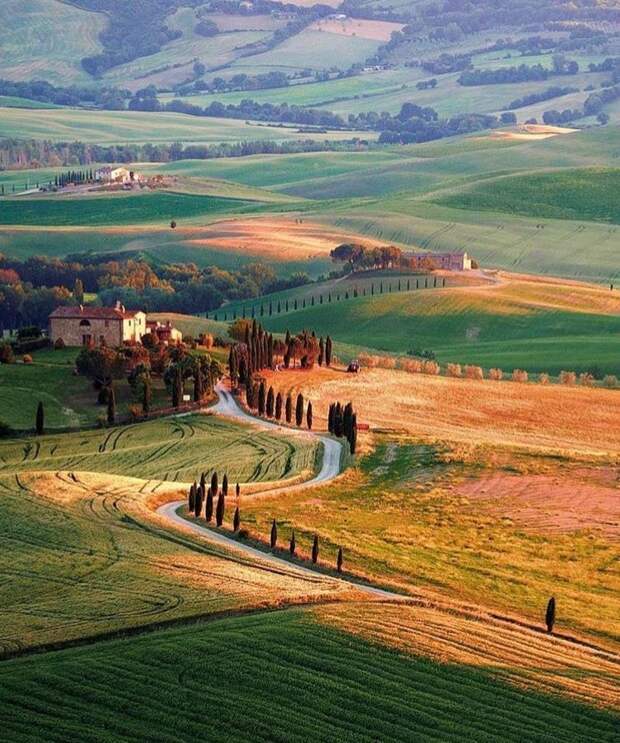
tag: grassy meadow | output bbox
[0,347,182,429]
[0,413,319,484]
[0,0,105,86]
[240,276,620,375]
[239,438,620,647]
[0,192,266,227]
[1,608,616,742]
[438,167,620,224]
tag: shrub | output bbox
[447,363,462,378]
[512,369,528,383]
[199,333,214,349]
[559,370,577,385]
[538,373,550,385]
[399,358,422,374]
[0,342,15,364]
[579,372,595,387]
[54,337,66,350]
[464,365,483,380]
[603,374,618,388]
[488,368,503,381]
[22,354,33,364]
[128,404,142,420]
[422,360,440,375]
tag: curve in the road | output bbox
[158,383,405,600]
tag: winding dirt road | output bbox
[158,383,403,600]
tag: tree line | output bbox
[0,136,371,171]
[328,401,357,455]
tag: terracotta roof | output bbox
[49,306,141,320]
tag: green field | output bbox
[1,608,616,743]
[0,192,264,227]
[0,0,105,86]
[0,106,375,145]
[248,283,620,375]
[437,167,620,225]
[0,413,319,483]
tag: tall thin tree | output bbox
[216,490,225,526]
[337,547,343,573]
[295,393,304,427]
[270,519,277,549]
[289,530,296,556]
[285,393,293,424]
[312,534,319,564]
[206,487,214,522]
[275,392,283,421]
[35,401,44,436]
[545,597,556,633]
[107,385,116,425]
[233,506,240,532]
[306,401,313,430]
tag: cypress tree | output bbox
[246,379,254,408]
[306,401,313,430]
[349,414,358,455]
[200,472,207,493]
[289,530,296,555]
[328,403,335,433]
[258,381,266,416]
[236,482,240,498]
[337,547,343,573]
[325,336,332,367]
[35,401,44,436]
[194,489,202,517]
[270,519,277,549]
[334,402,343,437]
[222,474,228,497]
[206,487,214,522]
[318,337,324,366]
[275,392,283,420]
[142,376,151,414]
[266,387,274,417]
[312,535,319,564]
[343,402,353,440]
[194,363,204,402]
[172,368,182,408]
[188,483,195,512]
[295,393,304,426]
[107,385,116,424]
[233,506,240,532]
[285,394,293,423]
[73,278,84,303]
[211,472,218,494]
[215,491,225,526]
[545,597,556,633]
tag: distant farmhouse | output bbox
[94,167,143,185]
[409,251,472,271]
[49,303,181,347]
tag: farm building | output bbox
[408,251,472,271]
[49,303,147,347]
[146,319,183,345]
[94,167,141,185]
[49,304,182,347]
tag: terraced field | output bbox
[1,608,616,742]
[0,413,319,484]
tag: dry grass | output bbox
[315,602,620,708]
[309,17,405,41]
[184,217,368,260]
[260,365,620,457]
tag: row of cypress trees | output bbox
[269,520,343,572]
[188,472,239,527]
[328,401,357,454]
[209,276,447,322]
[246,381,313,429]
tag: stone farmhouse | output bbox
[94,167,142,185]
[408,251,472,271]
[49,303,147,347]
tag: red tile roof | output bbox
[49,306,141,320]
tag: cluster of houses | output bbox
[49,303,181,348]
